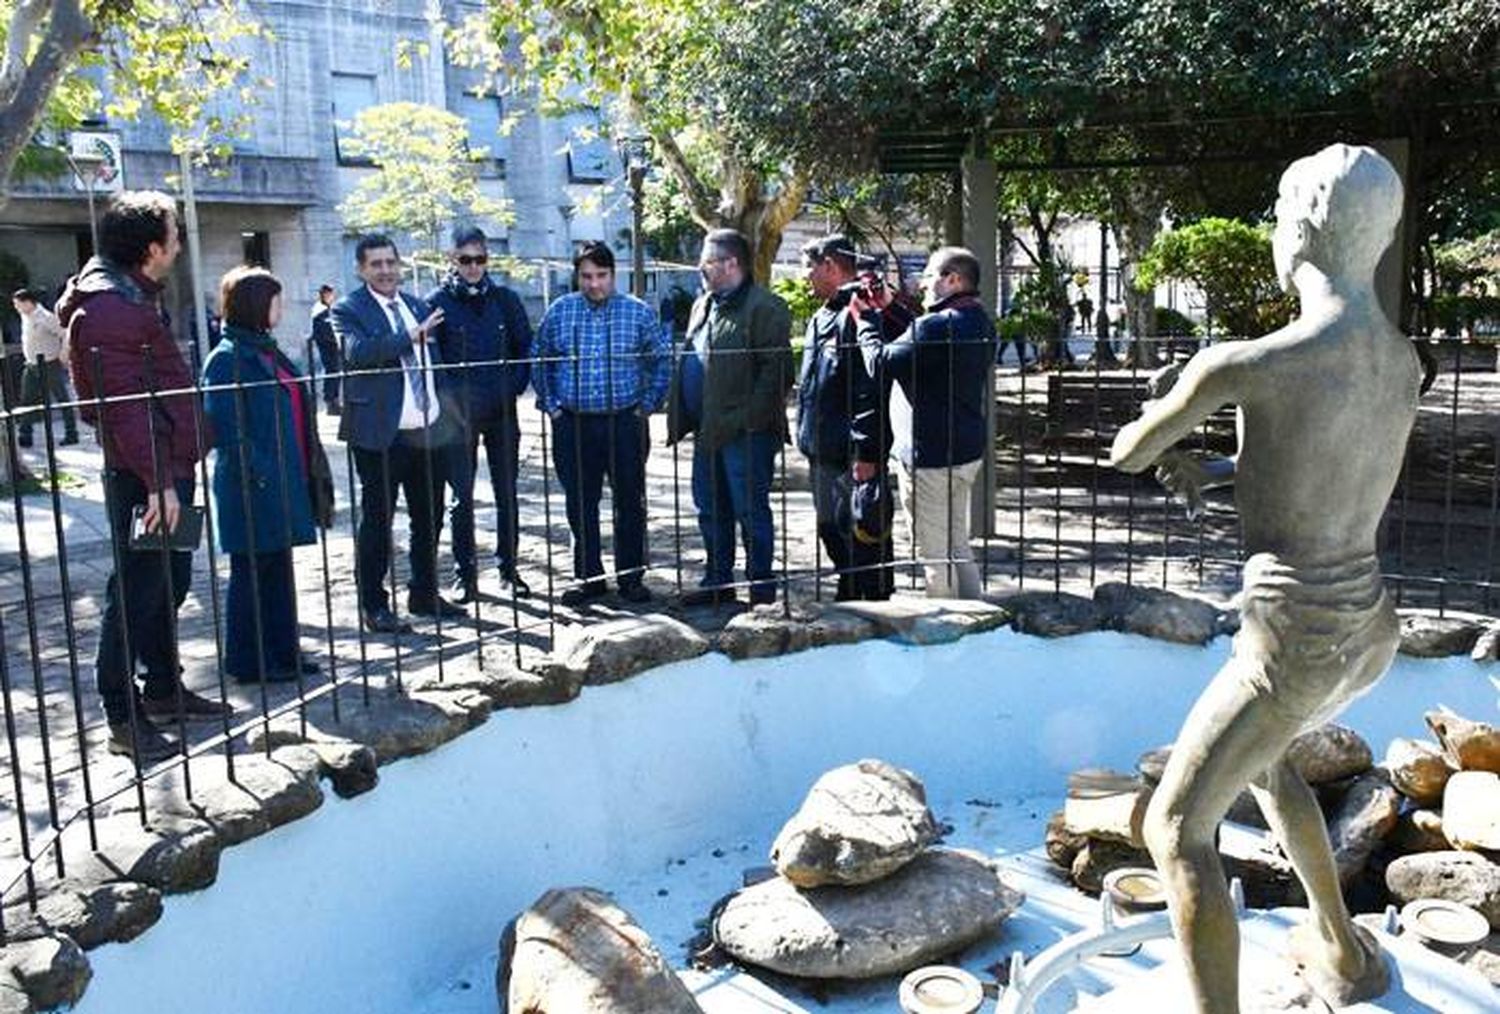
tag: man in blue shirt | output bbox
[425,225,534,602]
[534,242,670,606]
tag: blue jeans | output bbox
[692,431,779,598]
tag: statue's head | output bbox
[1273,144,1403,293]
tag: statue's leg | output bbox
[1249,762,1389,1004]
[1144,666,1305,1014]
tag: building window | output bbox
[242,231,270,268]
[565,111,612,184]
[332,73,377,165]
[457,92,505,178]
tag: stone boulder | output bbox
[109,752,323,847]
[1426,711,1500,773]
[499,887,702,1013]
[1386,851,1500,928]
[1218,825,1305,910]
[771,760,939,888]
[1389,808,1451,854]
[714,848,1023,979]
[1384,738,1453,807]
[1326,772,1401,885]
[1286,724,1372,785]
[832,598,1010,646]
[1001,592,1101,638]
[59,814,220,895]
[0,934,89,1010]
[3,880,161,950]
[1062,769,1150,848]
[409,664,581,710]
[1070,840,1153,894]
[1398,611,1485,658]
[718,603,879,660]
[1470,624,1500,663]
[1044,810,1087,869]
[542,614,710,687]
[1093,583,1233,645]
[1442,771,1500,851]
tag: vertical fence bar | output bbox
[1438,338,1461,616]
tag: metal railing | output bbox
[0,330,1493,938]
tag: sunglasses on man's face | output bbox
[456,254,488,267]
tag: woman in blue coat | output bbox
[203,266,333,682]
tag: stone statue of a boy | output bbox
[1111,144,1419,1012]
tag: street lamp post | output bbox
[620,132,650,299]
[62,149,107,253]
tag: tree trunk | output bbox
[0,1,95,206]
[1110,186,1164,369]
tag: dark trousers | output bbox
[352,432,448,614]
[551,409,648,591]
[225,549,298,677]
[445,402,520,581]
[96,470,195,725]
[314,333,342,406]
[692,431,779,598]
[18,358,77,441]
[810,459,893,601]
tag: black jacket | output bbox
[857,293,997,469]
[797,298,912,467]
[423,273,533,424]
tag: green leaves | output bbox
[336,102,513,270]
[1136,216,1293,337]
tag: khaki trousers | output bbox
[897,458,982,599]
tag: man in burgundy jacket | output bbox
[59,190,231,762]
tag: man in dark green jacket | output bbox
[667,229,793,605]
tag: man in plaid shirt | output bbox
[534,242,670,605]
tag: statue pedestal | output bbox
[1082,907,1493,1013]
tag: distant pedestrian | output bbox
[310,283,341,415]
[12,287,78,448]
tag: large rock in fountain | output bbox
[1070,839,1154,894]
[1384,738,1453,806]
[771,760,939,888]
[542,614,710,687]
[1326,771,1401,885]
[1285,723,1372,785]
[1388,808,1450,854]
[499,887,702,1013]
[0,933,90,1011]
[1093,582,1233,645]
[1426,710,1500,773]
[2,880,161,950]
[1442,771,1500,851]
[714,848,1023,979]
[1062,769,1150,848]
[1386,851,1500,929]
[1398,611,1485,657]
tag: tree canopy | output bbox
[0,0,264,200]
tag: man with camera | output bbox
[796,236,909,601]
[850,247,997,599]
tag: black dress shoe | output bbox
[559,582,608,607]
[299,653,322,676]
[618,583,653,604]
[449,576,480,605]
[408,596,467,620]
[500,571,532,599]
[363,608,412,634]
[678,586,738,608]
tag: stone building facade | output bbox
[0,0,638,361]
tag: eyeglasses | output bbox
[456,254,488,267]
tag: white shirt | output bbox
[378,293,442,431]
[20,306,66,363]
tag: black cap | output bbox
[849,475,894,544]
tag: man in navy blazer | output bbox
[333,234,465,633]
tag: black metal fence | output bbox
[0,332,1494,933]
